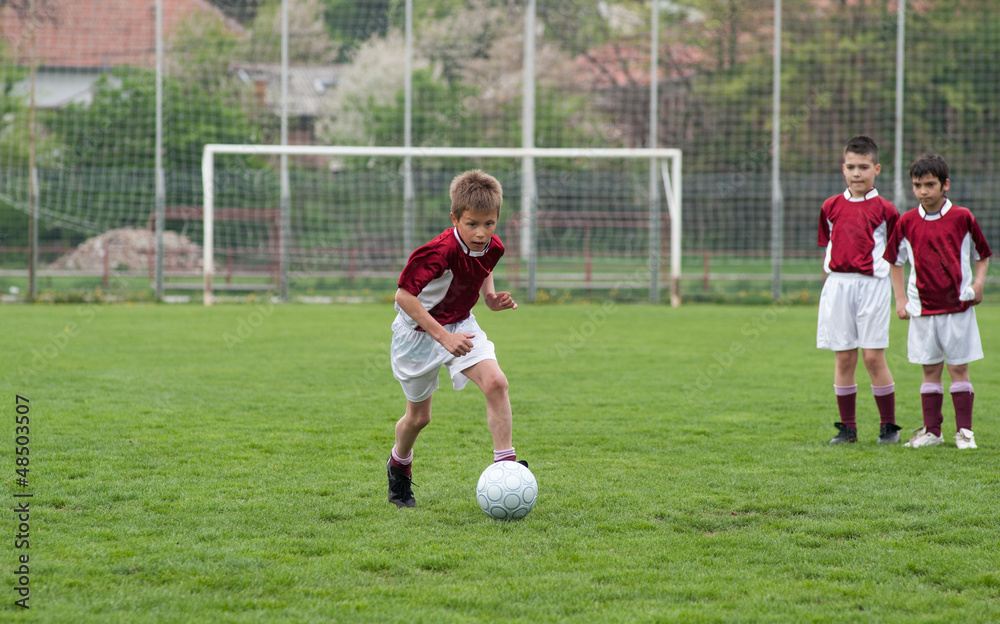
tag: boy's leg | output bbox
[946,364,973,432]
[833,349,858,387]
[461,359,515,458]
[861,348,893,386]
[832,350,858,435]
[387,397,432,508]
[861,347,897,429]
[920,363,945,437]
[393,397,433,471]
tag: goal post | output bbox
[201,144,682,306]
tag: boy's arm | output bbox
[394,288,476,356]
[972,257,989,305]
[889,264,909,319]
[481,273,517,311]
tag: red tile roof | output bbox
[0,0,242,69]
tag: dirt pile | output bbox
[49,227,202,271]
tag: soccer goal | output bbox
[200,145,682,306]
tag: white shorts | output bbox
[817,273,891,351]
[907,307,983,365]
[390,313,497,402]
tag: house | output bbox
[0,0,243,109]
[231,62,342,149]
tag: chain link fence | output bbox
[0,0,996,303]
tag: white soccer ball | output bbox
[476,461,537,520]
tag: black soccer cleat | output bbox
[517,460,529,469]
[829,422,858,445]
[877,423,902,444]
[387,460,416,508]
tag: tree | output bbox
[317,2,619,162]
[0,0,58,20]
[168,14,244,97]
[56,67,261,171]
[905,0,1000,175]
[207,0,266,24]
[246,0,337,64]
[0,40,30,166]
[323,0,394,62]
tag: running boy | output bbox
[885,153,991,449]
[817,135,902,444]
[386,169,520,508]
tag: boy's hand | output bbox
[485,291,517,311]
[439,332,477,357]
[973,282,985,305]
[895,298,910,320]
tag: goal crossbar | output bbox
[201,144,682,305]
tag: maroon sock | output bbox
[872,384,895,426]
[390,457,412,478]
[874,393,895,426]
[836,391,857,430]
[952,391,974,431]
[921,393,944,437]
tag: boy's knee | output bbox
[409,415,431,431]
[834,350,857,366]
[481,372,509,397]
[862,355,883,370]
[947,364,969,379]
[861,350,886,370]
[404,407,432,429]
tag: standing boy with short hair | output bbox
[885,153,991,449]
[386,169,520,508]
[817,135,902,444]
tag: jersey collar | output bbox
[452,227,489,257]
[918,198,952,221]
[842,188,880,202]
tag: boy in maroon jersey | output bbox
[885,154,991,449]
[385,169,520,508]
[817,135,902,445]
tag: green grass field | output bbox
[3,302,1000,623]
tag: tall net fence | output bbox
[0,0,997,303]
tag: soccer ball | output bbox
[476,461,537,520]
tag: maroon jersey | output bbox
[396,228,505,329]
[885,200,992,316]
[818,189,899,278]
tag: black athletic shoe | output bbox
[829,422,858,444]
[877,423,902,444]
[387,460,415,508]
[517,460,529,469]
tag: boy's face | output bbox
[451,208,499,252]
[842,151,881,198]
[911,173,950,213]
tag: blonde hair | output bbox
[449,170,502,219]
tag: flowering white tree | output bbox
[246,0,337,64]
[316,31,435,145]
[316,0,611,149]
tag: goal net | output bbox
[199,145,682,306]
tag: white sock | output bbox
[493,448,516,462]
[391,446,412,465]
